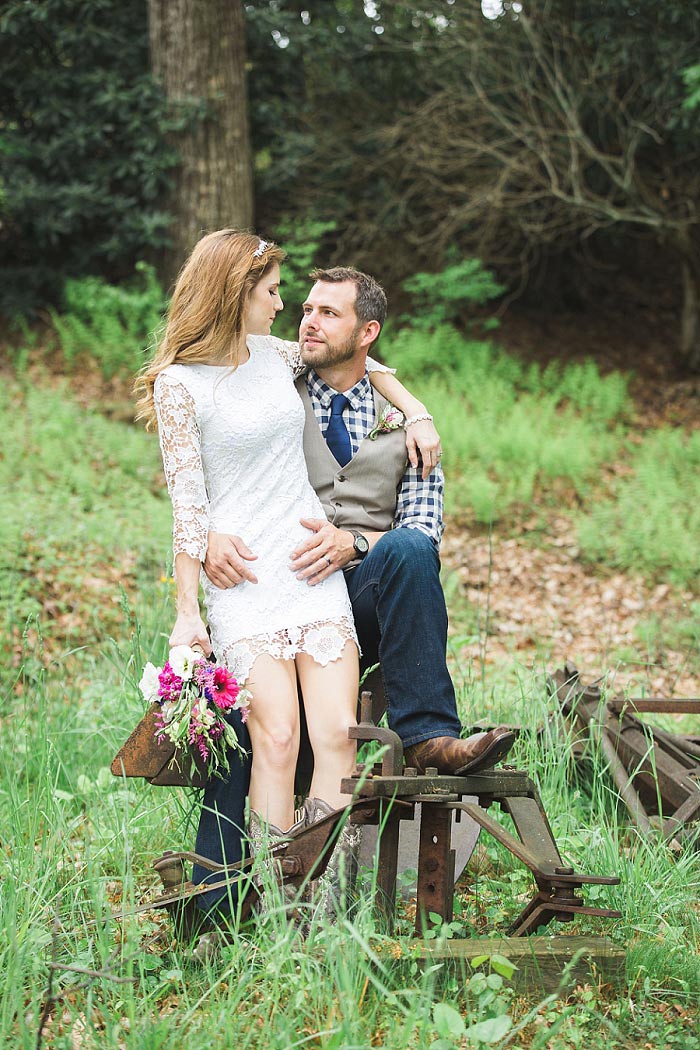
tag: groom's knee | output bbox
[372,527,439,577]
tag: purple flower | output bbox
[157,662,183,702]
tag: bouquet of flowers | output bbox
[138,645,250,780]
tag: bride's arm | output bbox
[154,374,212,654]
[368,369,441,480]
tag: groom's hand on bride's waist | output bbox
[289,519,355,585]
[204,531,259,588]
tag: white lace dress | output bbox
[153,336,384,682]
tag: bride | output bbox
[135,229,439,863]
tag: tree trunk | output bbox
[149,0,254,286]
[681,260,700,373]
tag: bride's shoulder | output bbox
[249,335,302,375]
[154,363,202,400]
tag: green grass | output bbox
[2,360,700,1046]
[383,326,630,523]
[0,377,172,674]
[577,428,700,587]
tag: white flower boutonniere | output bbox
[367,403,405,440]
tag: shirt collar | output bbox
[306,369,372,411]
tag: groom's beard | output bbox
[300,329,361,369]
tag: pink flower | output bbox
[367,403,405,440]
[157,662,183,702]
[209,666,240,710]
[192,660,212,689]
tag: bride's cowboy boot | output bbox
[247,809,306,922]
[304,797,362,921]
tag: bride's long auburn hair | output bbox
[135,229,285,429]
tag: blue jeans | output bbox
[345,527,462,747]
[192,710,251,915]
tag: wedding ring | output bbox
[325,556,332,566]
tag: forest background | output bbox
[2,2,700,1048]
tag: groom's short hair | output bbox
[309,266,387,330]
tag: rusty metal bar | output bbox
[662,792,700,840]
[341,769,536,799]
[375,798,402,926]
[501,796,563,871]
[415,803,454,934]
[591,717,655,835]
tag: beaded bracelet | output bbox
[403,413,434,429]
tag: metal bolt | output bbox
[425,766,439,776]
[404,767,418,777]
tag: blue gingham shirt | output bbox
[304,370,444,548]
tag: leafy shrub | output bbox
[402,256,505,329]
[50,263,165,379]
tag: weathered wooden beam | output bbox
[410,935,626,994]
[607,698,700,714]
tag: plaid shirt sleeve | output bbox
[394,462,445,548]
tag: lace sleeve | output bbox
[269,337,306,376]
[153,373,209,562]
[366,355,396,374]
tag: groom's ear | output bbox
[359,319,381,349]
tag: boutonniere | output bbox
[367,403,405,440]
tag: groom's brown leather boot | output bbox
[404,726,515,776]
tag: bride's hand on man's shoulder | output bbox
[405,417,443,480]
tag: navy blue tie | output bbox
[325,393,352,466]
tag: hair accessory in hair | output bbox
[252,239,270,258]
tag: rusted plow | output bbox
[123,690,620,942]
[339,692,620,937]
[550,662,700,846]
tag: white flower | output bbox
[236,687,252,711]
[160,699,176,724]
[139,662,161,703]
[169,645,200,681]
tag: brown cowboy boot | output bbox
[404,726,516,776]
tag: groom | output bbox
[205,267,514,777]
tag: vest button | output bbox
[337,474,346,482]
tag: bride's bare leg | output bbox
[245,654,299,831]
[296,642,359,810]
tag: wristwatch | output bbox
[350,530,370,559]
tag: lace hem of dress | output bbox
[219,617,359,682]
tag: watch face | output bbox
[354,533,370,555]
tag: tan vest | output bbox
[296,378,408,533]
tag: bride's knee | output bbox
[312,715,357,754]
[253,723,299,769]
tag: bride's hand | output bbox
[169,612,212,656]
[405,417,442,479]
